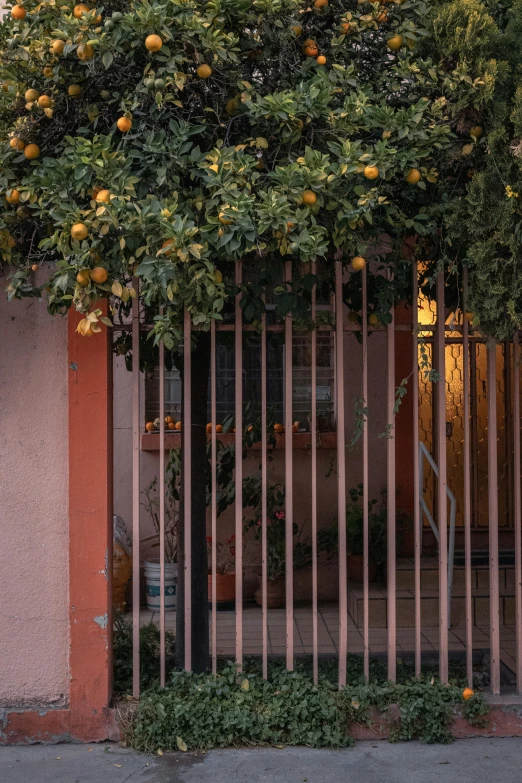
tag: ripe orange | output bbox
[292,421,300,432]
[51,39,66,55]
[363,165,379,180]
[314,0,328,6]
[68,84,82,97]
[38,94,52,108]
[145,34,163,52]
[73,3,90,18]
[376,10,388,23]
[23,143,40,159]
[340,21,356,34]
[117,116,132,132]
[175,421,182,431]
[161,238,174,255]
[368,313,380,326]
[462,687,474,701]
[387,34,403,51]
[71,222,89,241]
[303,39,319,56]
[197,64,212,79]
[316,55,326,65]
[470,125,483,140]
[167,422,176,430]
[25,88,40,102]
[145,421,155,432]
[206,423,212,433]
[405,168,421,184]
[302,189,317,206]
[31,263,39,272]
[11,5,26,20]
[216,424,223,433]
[95,188,111,203]
[274,423,284,433]
[165,415,174,424]
[91,266,108,284]
[291,24,303,36]
[351,256,366,271]
[76,268,91,286]
[10,137,25,150]
[6,189,20,204]
[77,43,95,60]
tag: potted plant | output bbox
[244,485,312,608]
[142,477,178,612]
[207,534,236,607]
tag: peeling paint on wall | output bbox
[93,614,108,629]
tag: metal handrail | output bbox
[419,441,456,629]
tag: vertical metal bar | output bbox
[183,308,192,672]
[311,263,318,685]
[505,343,513,530]
[463,269,473,688]
[335,260,348,688]
[261,298,268,681]
[132,280,141,698]
[211,320,217,675]
[436,272,448,683]
[470,345,479,528]
[284,258,294,672]
[387,275,397,683]
[487,339,501,695]
[159,310,166,688]
[514,333,522,693]
[413,266,421,678]
[235,261,243,671]
[362,265,369,681]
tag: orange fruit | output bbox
[314,0,328,6]
[387,34,403,51]
[44,67,55,79]
[71,222,89,241]
[145,34,163,52]
[216,424,223,433]
[470,126,483,140]
[25,88,40,102]
[303,39,319,56]
[10,137,25,150]
[38,94,52,108]
[292,421,300,432]
[167,422,176,430]
[364,165,379,180]
[165,415,174,424]
[6,189,20,204]
[31,263,39,272]
[405,168,421,184]
[462,687,474,701]
[76,269,90,286]
[161,238,174,255]
[247,425,254,432]
[376,10,388,23]
[316,55,326,65]
[340,21,356,34]
[77,43,95,60]
[52,39,66,55]
[291,24,303,36]
[73,3,90,18]
[368,313,379,326]
[91,266,108,284]
[274,422,284,433]
[117,116,132,132]
[302,189,317,206]
[197,64,212,79]
[206,423,212,433]
[175,421,182,430]
[11,5,26,20]
[351,256,366,271]
[95,188,111,203]
[145,421,155,432]
[23,143,40,159]
[68,83,82,97]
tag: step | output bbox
[395,558,515,592]
[348,584,516,629]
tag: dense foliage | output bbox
[0,0,508,338]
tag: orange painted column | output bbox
[68,305,115,741]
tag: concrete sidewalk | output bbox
[1,738,522,782]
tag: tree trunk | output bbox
[175,332,211,672]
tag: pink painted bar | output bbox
[183,308,192,672]
[159,309,166,688]
[514,333,522,693]
[211,320,217,675]
[463,270,473,688]
[335,260,348,688]
[487,339,500,695]
[436,272,448,683]
[311,263,318,685]
[412,266,421,678]
[362,265,369,681]
[386,278,396,683]
[261,301,268,680]
[235,261,243,670]
[284,259,294,671]
[132,279,141,698]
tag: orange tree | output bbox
[0,0,490,670]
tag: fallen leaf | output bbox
[439,761,449,765]
[157,749,164,756]
[176,736,188,752]
[114,764,122,768]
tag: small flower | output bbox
[275,511,285,520]
[506,185,519,199]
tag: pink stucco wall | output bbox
[0,291,69,706]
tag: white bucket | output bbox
[144,560,178,612]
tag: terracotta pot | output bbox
[254,577,285,608]
[348,554,377,584]
[208,572,236,603]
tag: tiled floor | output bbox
[137,604,518,673]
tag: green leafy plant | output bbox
[113,616,175,697]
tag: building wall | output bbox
[0,292,69,706]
